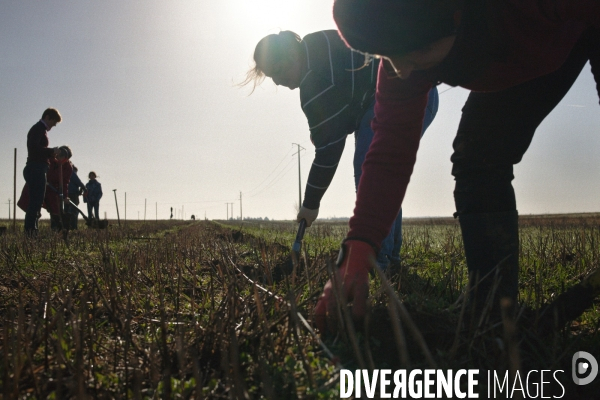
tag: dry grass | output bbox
[0,216,599,398]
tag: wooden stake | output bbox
[13,148,16,231]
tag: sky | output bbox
[1,1,600,221]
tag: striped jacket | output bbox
[299,30,379,209]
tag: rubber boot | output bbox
[458,211,519,323]
[50,214,63,232]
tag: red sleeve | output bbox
[348,62,432,248]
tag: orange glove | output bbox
[314,239,377,334]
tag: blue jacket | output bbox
[68,169,86,196]
[85,179,103,203]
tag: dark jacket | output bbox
[68,168,86,196]
[299,30,380,209]
[85,179,103,203]
[26,120,55,165]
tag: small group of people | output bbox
[20,108,103,235]
[244,0,600,333]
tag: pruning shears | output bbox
[292,219,307,260]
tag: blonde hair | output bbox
[239,31,302,94]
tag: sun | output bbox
[232,0,335,38]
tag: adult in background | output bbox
[315,0,600,331]
[85,171,103,220]
[243,30,438,269]
[67,165,86,229]
[23,108,62,236]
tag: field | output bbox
[1,216,599,399]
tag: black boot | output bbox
[458,211,519,323]
[50,214,63,232]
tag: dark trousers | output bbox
[451,30,596,311]
[23,162,48,233]
[88,201,100,220]
[451,33,593,215]
[69,195,80,229]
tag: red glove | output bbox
[314,239,376,334]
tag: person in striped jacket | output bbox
[244,30,438,269]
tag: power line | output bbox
[245,146,294,195]
[247,153,306,199]
[438,85,456,95]
[292,143,305,209]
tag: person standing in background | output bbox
[85,171,103,220]
[23,108,62,236]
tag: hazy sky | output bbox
[2,1,600,221]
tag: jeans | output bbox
[354,87,439,268]
[450,29,595,310]
[88,201,100,220]
[23,162,48,233]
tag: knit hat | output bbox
[333,0,458,56]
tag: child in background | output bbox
[85,171,103,220]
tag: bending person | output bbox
[45,146,73,231]
[243,30,438,269]
[315,0,600,331]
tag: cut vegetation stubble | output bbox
[0,216,599,398]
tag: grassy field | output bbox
[0,216,599,398]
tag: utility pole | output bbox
[8,199,10,219]
[156,202,157,221]
[225,203,229,220]
[144,198,147,221]
[239,192,243,220]
[292,143,305,211]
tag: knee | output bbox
[454,178,516,215]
